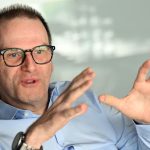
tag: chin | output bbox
[17,90,44,103]
[15,84,47,104]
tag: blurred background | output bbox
[1,0,150,97]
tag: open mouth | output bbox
[24,79,36,84]
[21,79,39,87]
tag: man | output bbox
[0,4,150,150]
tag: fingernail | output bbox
[87,67,93,72]
[76,105,82,112]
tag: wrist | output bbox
[20,142,43,150]
[12,132,43,150]
[25,130,43,149]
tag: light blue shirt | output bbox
[0,81,150,150]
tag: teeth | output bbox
[26,80,35,84]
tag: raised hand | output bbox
[99,60,150,124]
[25,68,96,149]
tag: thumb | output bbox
[99,95,123,110]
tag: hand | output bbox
[99,60,150,124]
[25,68,96,149]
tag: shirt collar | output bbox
[0,100,18,120]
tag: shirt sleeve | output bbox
[135,124,150,149]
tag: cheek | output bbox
[0,69,12,92]
[49,64,53,77]
[42,63,53,81]
[0,67,17,92]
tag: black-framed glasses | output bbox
[0,45,55,67]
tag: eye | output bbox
[6,51,22,59]
[34,46,49,55]
[9,53,17,57]
[35,49,45,54]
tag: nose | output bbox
[21,52,36,72]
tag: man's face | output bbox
[0,17,53,112]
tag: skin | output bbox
[99,59,150,124]
[0,17,53,114]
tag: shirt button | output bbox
[24,112,29,117]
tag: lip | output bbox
[20,78,40,87]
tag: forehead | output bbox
[0,17,49,49]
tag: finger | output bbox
[99,95,123,111]
[49,104,88,134]
[52,68,95,107]
[62,103,88,120]
[135,60,150,82]
[63,79,93,106]
[33,104,87,139]
[70,67,96,90]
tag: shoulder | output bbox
[49,81,101,110]
[49,81,70,94]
